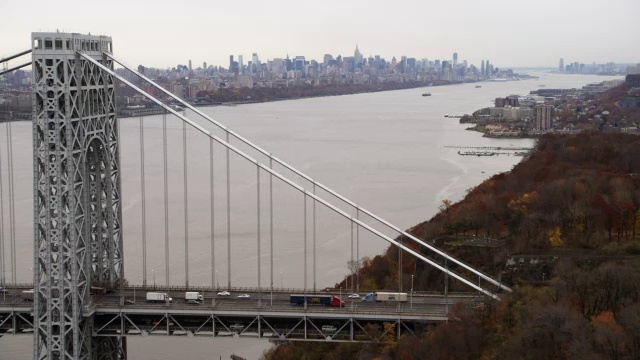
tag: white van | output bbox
[321,325,337,333]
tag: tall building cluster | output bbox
[75,48,516,102]
[557,57,627,75]
[217,48,500,86]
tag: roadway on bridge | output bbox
[0,287,479,315]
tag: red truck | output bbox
[290,294,345,307]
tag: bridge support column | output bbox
[31,32,124,360]
[93,337,126,360]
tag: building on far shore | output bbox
[535,105,553,131]
[627,74,640,88]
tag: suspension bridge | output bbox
[0,32,511,359]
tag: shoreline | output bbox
[116,79,477,118]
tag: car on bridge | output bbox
[217,291,231,296]
[347,293,360,299]
[237,294,250,299]
[229,323,244,331]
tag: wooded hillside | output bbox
[263,131,640,360]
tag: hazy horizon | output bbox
[2,0,639,70]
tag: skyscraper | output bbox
[238,55,244,73]
[453,52,458,67]
[188,59,192,71]
[485,60,490,76]
[559,58,564,72]
[252,53,259,73]
[354,45,363,67]
[294,56,305,72]
[481,60,485,77]
[229,55,234,71]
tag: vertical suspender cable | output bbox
[350,220,354,293]
[303,195,307,292]
[398,237,402,293]
[257,167,261,299]
[445,258,449,314]
[269,158,273,291]
[183,121,189,288]
[140,116,147,288]
[226,132,231,290]
[356,208,360,293]
[163,113,170,288]
[0,120,4,287]
[312,183,316,292]
[210,138,215,292]
[7,120,15,284]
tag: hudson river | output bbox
[0,71,622,359]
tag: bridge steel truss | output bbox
[31,33,124,359]
[0,305,443,343]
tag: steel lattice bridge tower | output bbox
[0,31,513,360]
[31,32,124,359]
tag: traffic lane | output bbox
[103,290,471,306]
[92,296,454,315]
[0,290,470,313]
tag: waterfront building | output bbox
[626,64,640,75]
[506,95,519,107]
[559,58,564,72]
[535,105,553,131]
[453,52,458,67]
[627,74,640,88]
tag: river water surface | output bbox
[0,72,622,359]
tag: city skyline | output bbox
[2,0,639,69]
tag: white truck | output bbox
[22,289,35,301]
[146,292,172,303]
[363,292,408,302]
[185,292,203,304]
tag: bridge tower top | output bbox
[31,32,112,54]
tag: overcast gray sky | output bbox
[3,0,639,69]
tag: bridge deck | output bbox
[0,287,481,342]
